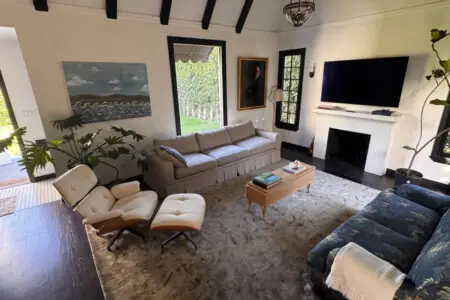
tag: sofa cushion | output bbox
[308,215,422,276]
[75,186,115,217]
[234,136,276,155]
[407,209,450,291]
[175,153,218,179]
[360,191,440,244]
[154,133,199,155]
[226,121,255,143]
[397,184,450,214]
[203,145,250,166]
[196,128,232,151]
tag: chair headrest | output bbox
[53,164,98,208]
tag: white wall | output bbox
[0,27,54,176]
[277,4,450,183]
[0,2,278,182]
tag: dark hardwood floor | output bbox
[0,145,399,300]
[281,145,395,191]
[0,201,104,300]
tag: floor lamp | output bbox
[268,87,284,131]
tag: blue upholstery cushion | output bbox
[308,214,422,275]
[360,191,440,243]
[407,209,450,296]
[396,184,450,214]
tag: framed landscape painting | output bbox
[62,62,151,124]
[238,57,268,110]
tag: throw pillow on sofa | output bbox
[157,145,188,168]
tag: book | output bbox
[283,164,306,174]
[252,172,282,189]
[252,179,282,189]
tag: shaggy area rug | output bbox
[86,160,380,300]
[0,196,16,217]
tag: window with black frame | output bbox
[275,48,306,131]
[431,105,450,163]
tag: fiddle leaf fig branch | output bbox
[403,29,450,175]
[18,114,147,180]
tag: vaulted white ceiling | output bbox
[44,0,448,32]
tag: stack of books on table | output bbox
[252,172,282,189]
[283,164,307,174]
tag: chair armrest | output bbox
[111,181,141,199]
[82,210,123,225]
[142,148,175,184]
[396,184,450,214]
[256,129,281,150]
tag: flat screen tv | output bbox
[321,57,409,108]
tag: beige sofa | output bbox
[143,121,281,197]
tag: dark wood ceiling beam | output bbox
[236,0,254,34]
[33,0,48,12]
[106,0,117,19]
[160,0,172,25]
[202,0,216,30]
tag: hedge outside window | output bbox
[275,48,306,131]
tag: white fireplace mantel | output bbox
[313,108,404,176]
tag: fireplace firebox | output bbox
[325,128,371,182]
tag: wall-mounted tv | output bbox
[321,57,409,108]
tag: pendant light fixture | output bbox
[283,0,316,27]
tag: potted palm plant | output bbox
[18,114,146,183]
[395,29,450,187]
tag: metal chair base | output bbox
[160,232,197,253]
[106,227,146,251]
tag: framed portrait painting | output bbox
[238,57,268,110]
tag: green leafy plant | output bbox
[0,127,26,153]
[18,114,146,180]
[403,29,450,175]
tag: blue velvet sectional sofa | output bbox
[308,184,450,299]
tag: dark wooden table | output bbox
[0,201,104,300]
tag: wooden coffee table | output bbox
[245,163,316,217]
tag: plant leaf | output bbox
[431,29,449,43]
[426,75,432,81]
[19,141,54,174]
[430,99,449,105]
[440,59,450,73]
[47,139,63,147]
[0,127,26,153]
[402,146,415,151]
[87,156,100,167]
[104,136,124,146]
[117,146,130,154]
[52,114,84,132]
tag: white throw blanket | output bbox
[326,242,406,300]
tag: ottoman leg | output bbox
[181,232,198,250]
[160,232,197,253]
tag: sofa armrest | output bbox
[396,184,450,214]
[82,210,123,225]
[256,129,281,150]
[142,148,175,184]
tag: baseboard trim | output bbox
[31,173,56,182]
[281,141,310,153]
[386,168,448,192]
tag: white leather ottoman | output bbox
[151,193,205,251]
